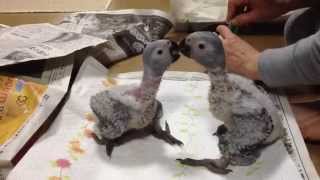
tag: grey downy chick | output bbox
[90,40,183,157]
[177,32,284,174]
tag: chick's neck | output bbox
[136,70,162,104]
[208,67,235,100]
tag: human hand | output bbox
[216,25,260,80]
[227,0,305,26]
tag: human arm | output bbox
[217,25,320,87]
[259,30,320,87]
[228,0,313,26]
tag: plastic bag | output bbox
[170,0,228,31]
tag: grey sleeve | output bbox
[258,31,320,87]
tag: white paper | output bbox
[7,58,318,180]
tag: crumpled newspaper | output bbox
[0,9,173,67]
[0,23,104,67]
[0,56,74,170]
[59,9,173,66]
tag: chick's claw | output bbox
[93,133,108,145]
[106,141,115,158]
[176,158,199,166]
[177,158,232,175]
[213,125,228,136]
[153,122,183,146]
[164,132,183,146]
[165,121,171,133]
[206,165,232,175]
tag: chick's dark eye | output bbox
[198,43,205,50]
[157,50,163,55]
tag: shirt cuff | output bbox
[258,45,298,87]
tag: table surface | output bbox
[0,0,319,175]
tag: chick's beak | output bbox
[179,38,191,58]
[170,41,180,63]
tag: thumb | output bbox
[231,11,258,26]
[216,25,235,39]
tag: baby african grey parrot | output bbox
[177,32,284,174]
[90,39,183,157]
